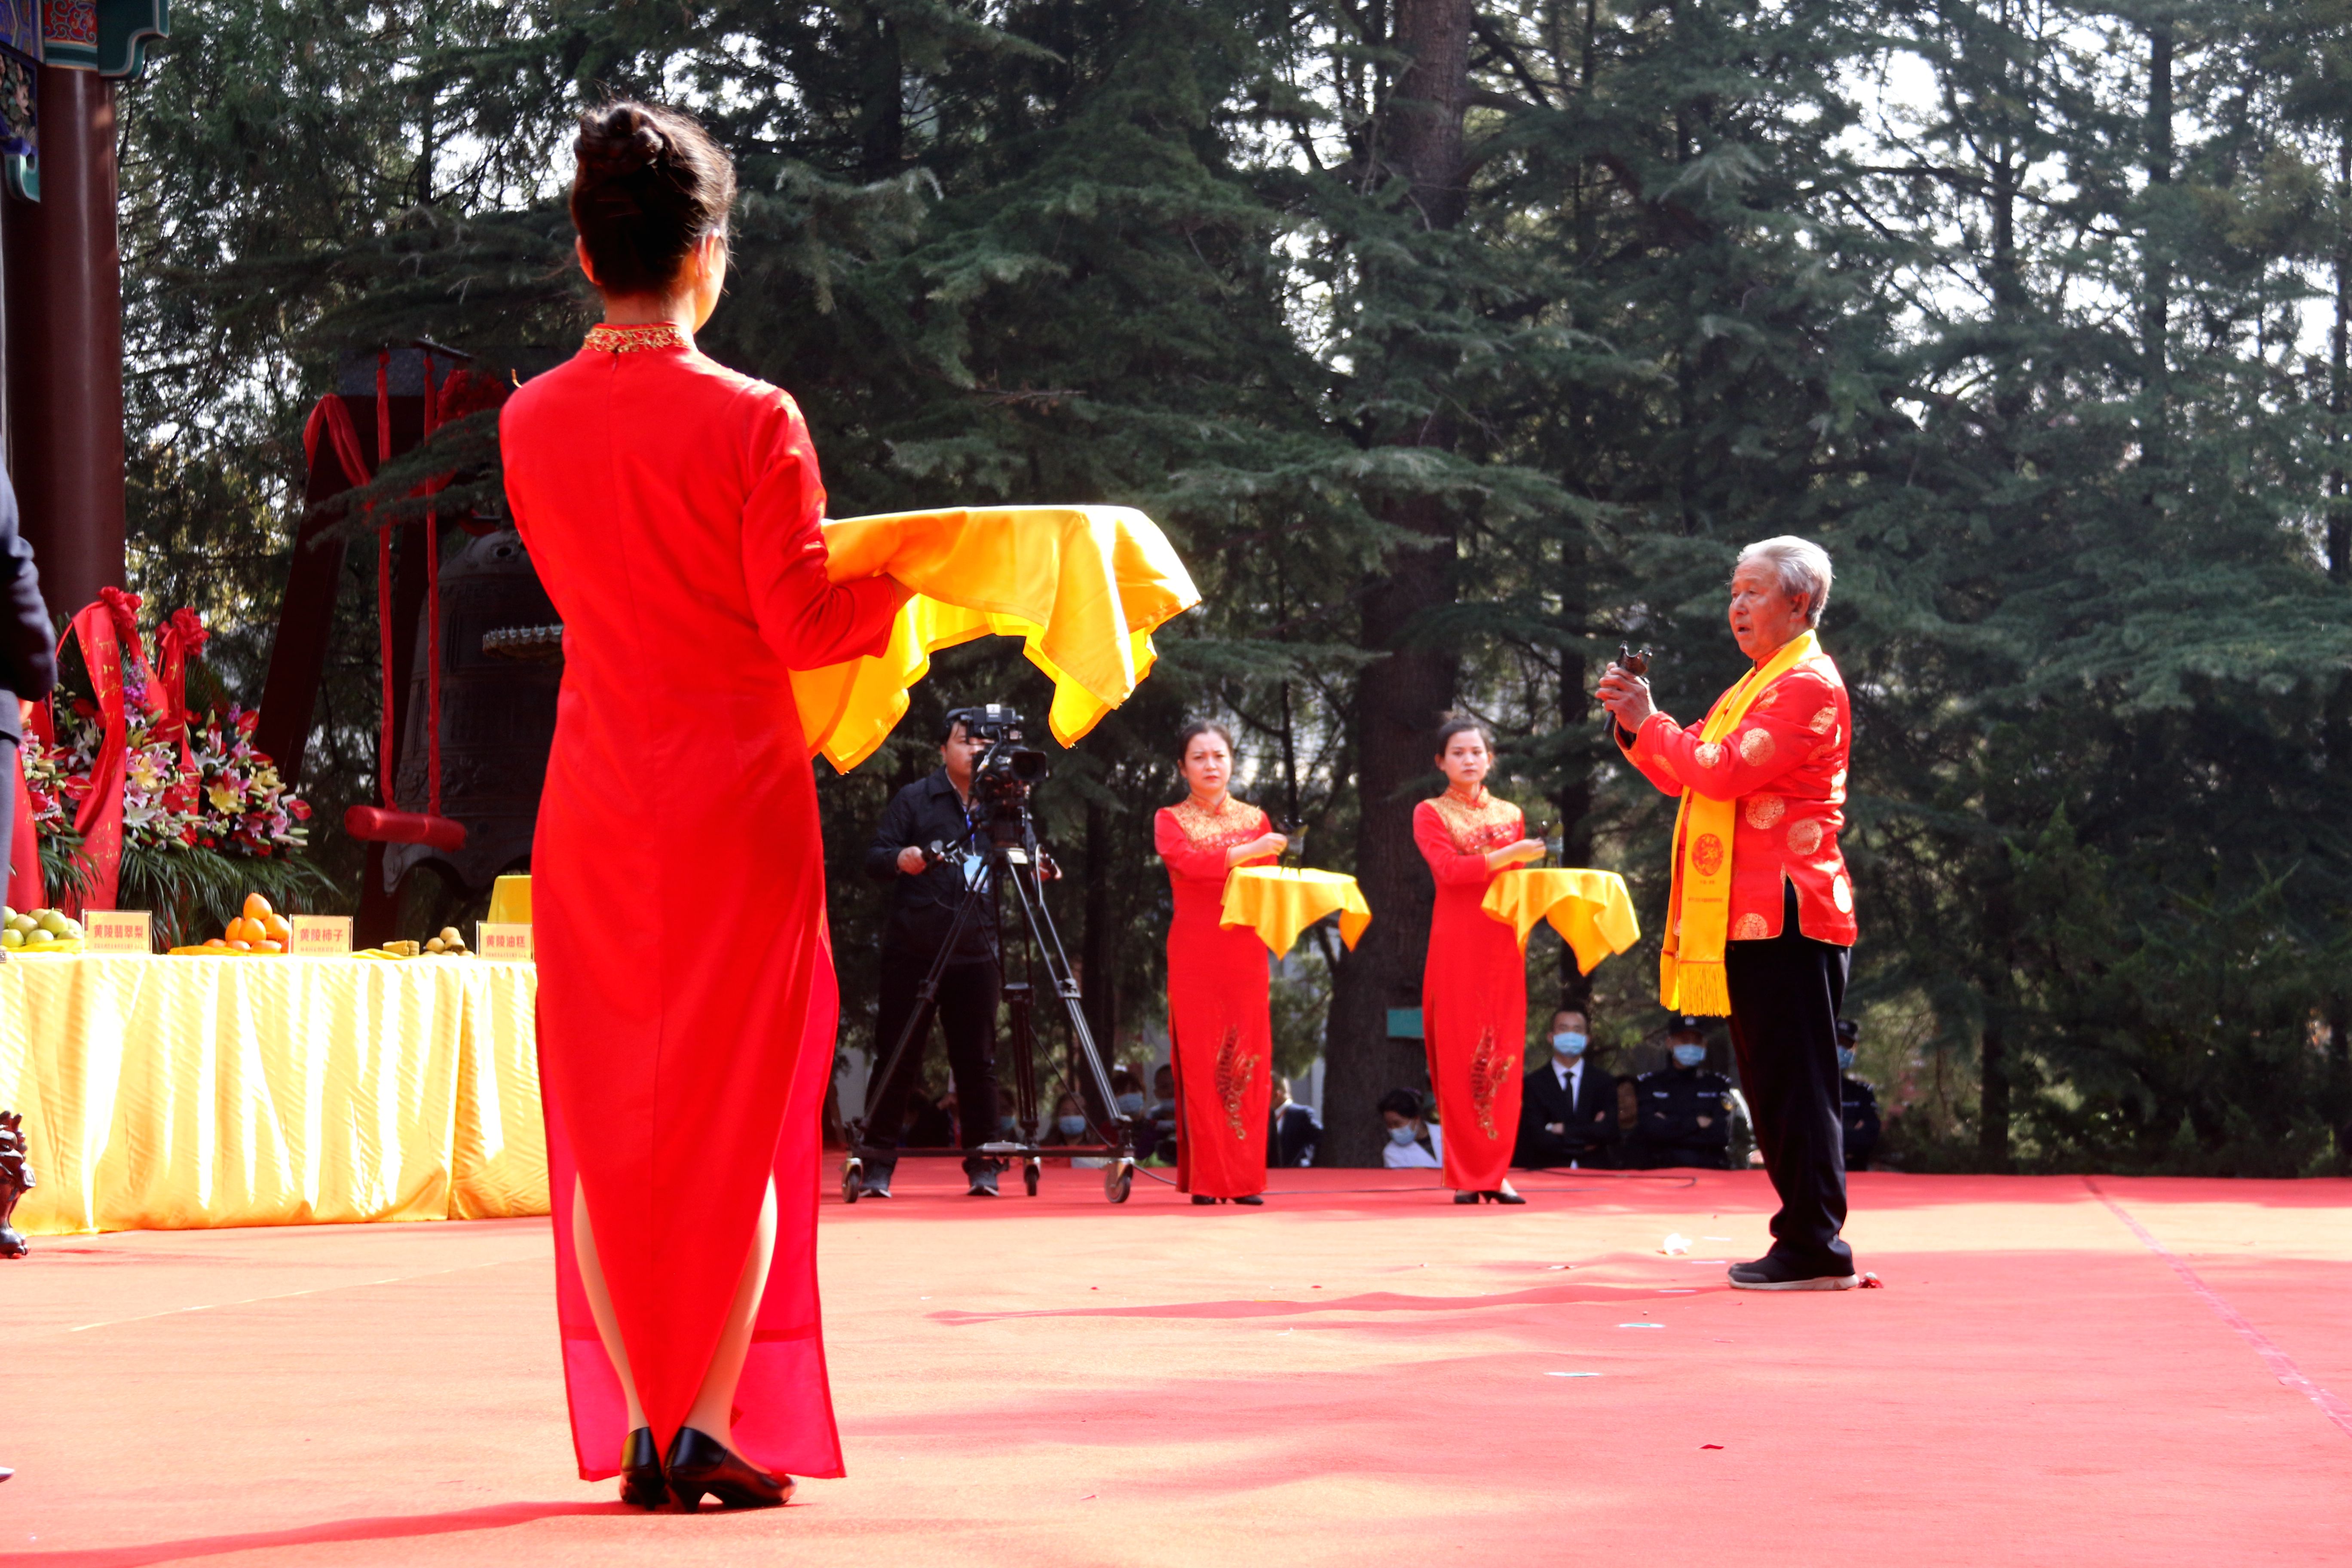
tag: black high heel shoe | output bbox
[619,1426,666,1509]
[1233,1194,1264,1206]
[1488,1189,1527,1205]
[666,1426,793,1510]
[1192,1194,1217,1206]
[1454,1190,1481,1205]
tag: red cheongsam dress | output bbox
[501,322,901,1481]
[1154,796,1277,1198]
[1413,788,1528,1193]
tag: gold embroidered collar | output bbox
[1427,787,1519,849]
[1169,793,1262,843]
[584,322,692,354]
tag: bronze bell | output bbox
[380,530,560,899]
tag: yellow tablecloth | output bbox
[1219,867,1372,958]
[0,956,546,1236]
[792,505,1201,770]
[1482,868,1641,974]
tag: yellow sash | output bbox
[1657,630,1817,1015]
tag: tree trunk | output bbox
[1080,794,1116,1116]
[1320,0,1478,1165]
[1978,1016,2010,1170]
[2138,20,2172,469]
[2331,134,2351,1169]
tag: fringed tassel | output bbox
[1672,960,1733,1018]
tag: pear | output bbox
[37,910,69,936]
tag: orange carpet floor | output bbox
[6,1167,2351,1566]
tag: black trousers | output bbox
[864,952,1000,1173]
[1724,882,1852,1271]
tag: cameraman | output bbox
[858,711,1004,1198]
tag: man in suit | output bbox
[1837,1019,1880,1171]
[1268,1076,1321,1168]
[1629,1017,1735,1170]
[1516,1008,1617,1168]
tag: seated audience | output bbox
[1516,1007,1617,1169]
[1627,1016,1733,1170]
[1379,1087,1443,1170]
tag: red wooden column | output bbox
[1,64,123,611]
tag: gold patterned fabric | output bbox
[1425,787,1523,854]
[583,322,691,353]
[1168,794,1266,845]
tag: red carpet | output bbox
[7,1168,2351,1565]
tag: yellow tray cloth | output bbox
[1219,867,1372,959]
[1481,867,1641,975]
[487,873,532,925]
[791,505,1201,771]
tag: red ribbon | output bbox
[48,590,149,913]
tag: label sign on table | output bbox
[85,911,153,954]
[288,916,353,957]
[477,922,533,962]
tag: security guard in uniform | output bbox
[1837,1019,1880,1171]
[1631,1017,1735,1170]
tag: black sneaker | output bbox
[1727,1254,1859,1291]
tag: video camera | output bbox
[948,703,1049,842]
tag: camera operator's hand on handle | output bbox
[1225,831,1286,868]
[894,845,929,875]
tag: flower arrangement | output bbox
[35,683,311,858]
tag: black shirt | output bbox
[864,770,1000,965]
[1634,1065,1734,1149]
[0,471,55,740]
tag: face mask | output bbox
[1056,1115,1087,1137]
[1115,1093,1145,1116]
[1837,1047,1856,1072]
[1387,1125,1420,1147]
[1672,1044,1707,1068]
[1552,1032,1588,1058]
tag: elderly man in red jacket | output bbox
[1598,536,1858,1289]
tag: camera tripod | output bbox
[842,811,1138,1204]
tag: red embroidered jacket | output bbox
[1618,643,1857,946]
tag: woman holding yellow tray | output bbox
[1413,717,1546,1204]
[1153,722,1286,1206]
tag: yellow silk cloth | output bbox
[1481,867,1642,974]
[0,956,547,1236]
[1219,867,1372,958]
[791,505,1201,771]
[487,873,533,925]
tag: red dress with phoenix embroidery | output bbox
[1413,790,1528,1193]
[1154,797,1277,1198]
[501,323,900,1482]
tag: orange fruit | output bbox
[242,893,273,922]
[254,939,284,953]
[224,917,249,944]
[263,914,291,941]
[203,938,226,949]
[227,939,251,952]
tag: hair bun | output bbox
[576,106,668,182]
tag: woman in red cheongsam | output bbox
[502,103,904,1510]
[1153,722,1287,1205]
[1414,717,1546,1204]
